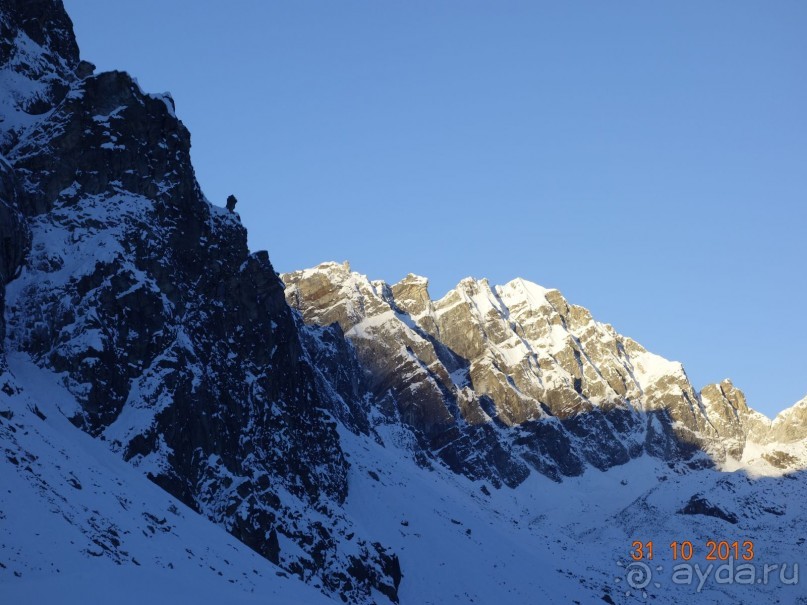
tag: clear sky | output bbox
[63,1,806,417]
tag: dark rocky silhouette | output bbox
[0,2,400,602]
[679,495,739,524]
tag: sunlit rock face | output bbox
[769,396,807,444]
[285,262,807,480]
[283,264,721,483]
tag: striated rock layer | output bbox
[283,262,798,485]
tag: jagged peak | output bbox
[295,265,572,317]
[496,277,556,310]
[702,378,742,396]
[390,273,431,315]
[435,276,504,316]
[702,379,735,395]
[500,276,552,297]
[290,260,353,280]
[393,273,429,288]
[456,275,483,289]
[700,379,750,417]
[284,262,803,444]
[441,276,499,300]
[773,394,807,424]
[283,261,390,313]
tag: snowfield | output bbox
[0,354,332,605]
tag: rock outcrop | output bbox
[0,155,29,374]
[0,2,400,602]
[283,262,806,483]
[769,396,807,444]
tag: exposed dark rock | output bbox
[0,155,30,372]
[0,2,401,601]
[0,157,29,283]
[0,0,79,125]
[679,495,738,524]
[762,450,799,469]
[10,69,196,215]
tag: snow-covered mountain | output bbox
[283,262,803,477]
[2,1,806,603]
[1,1,399,601]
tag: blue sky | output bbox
[63,1,806,416]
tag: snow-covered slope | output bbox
[5,347,807,605]
[0,354,332,604]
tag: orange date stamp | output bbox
[630,540,755,561]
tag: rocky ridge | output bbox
[283,262,804,484]
[1,2,400,601]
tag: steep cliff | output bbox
[0,2,399,601]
